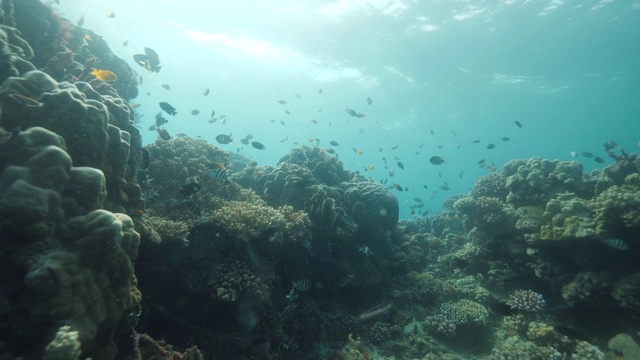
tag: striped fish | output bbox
[429,156,445,165]
[292,279,312,292]
[187,201,202,218]
[208,168,229,182]
[601,238,630,250]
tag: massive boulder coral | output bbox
[539,192,598,241]
[502,158,590,207]
[236,146,398,234]
[0,127,141,359]
[0,70,142,214]
[593,173,640,238]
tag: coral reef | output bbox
[208,260,272,302]
[502,158,589,207]
[507,289,546,313]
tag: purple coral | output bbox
[507,289,546,313]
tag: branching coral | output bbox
[208,200,310,242]
[507,289,546,313]
[146,216,190,241]
[439,299,489,325]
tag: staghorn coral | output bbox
[146,216,190,241]
[208,200,310,242]
[507,289,546,313]
[209,260,272,302]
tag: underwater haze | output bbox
[55,0,640,218]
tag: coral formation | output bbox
[507,289,546,313]
[209,260,272,302]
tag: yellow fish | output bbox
[91,69,117,82]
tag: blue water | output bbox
[55,0,640,218]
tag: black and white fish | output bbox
[292,279,312,292]
[429,156,445,165]
[215,134,233,144]
[601,238,630,250]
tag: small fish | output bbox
[208,167,229,182]
[423,185,428,190]
[191,109,200,116]
[208,117,218,124]
[397,161,405,170]
[345,108,357,116]
[364,165,375,171]
[358,246,373,256]
[157,127,171,141]
[478,159,486,165]
[139,76,144,87]
[7,93,42,107]
[84,33,92,41]
[215,134,233,144]
[91,68,117,81]
[210,109,216,118]
[141,148,150,171]
[251,141,266,150]
[337,274,353,287]
[280,136,288,143]
[473,140,481,143]
[292,279,312,291]
[284,110,291,115]
[123,40,129,47]
[581,151,594,158]
[366,97,373,105]
[351,148,363,155]
[77,15,85,26]
[329,141,339,146]
[326,149,335,154]
[429,156,445,165]
[594,156,605,163]
[278,99,287,105]
[355,113,366,118]
[570,151,578,158]
[294,93,301,99]
[105,11,115,18]
[310,119,318,124]
[414,197,423,202]
[603,140,617,151]
[501,137,510,141]
[181,177,201,197]
[186,201,203,217]
[439,182,450,191]
[487,144,496,150]
[280,121,286,126]
[601,238,630,250]
[318,89,323,94]
[391,145,399,150]
[514,120,523,128]
[202,88,210,96]
[392,183,403,191]
[389,169,395,177]
[161,83,171,91]
[159,102,177,116]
